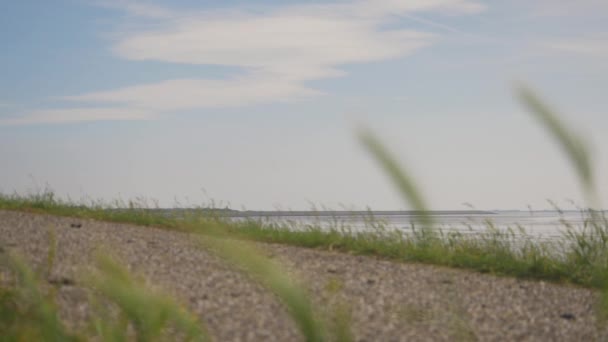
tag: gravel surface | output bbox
[0,210,606,341]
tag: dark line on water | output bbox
[230,210,497,217]
[117,209,498,217]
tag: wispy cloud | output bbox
[523,0,608,18]
[0,107,153,125]
[64,75,324,111]
[94,0,176,19]
[545,37,608,57]
[14,0,483,124]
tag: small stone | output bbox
[70,223,82,228]
[327,267,338,274]
[560,313,576,320]
[366,279,376,285]
[48,276,75,286]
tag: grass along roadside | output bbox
[1,190,606,289]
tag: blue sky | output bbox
[1,0,607,210]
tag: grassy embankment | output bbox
[1,86,607,341]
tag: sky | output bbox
[1,0,607,210]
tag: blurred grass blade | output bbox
[46,228,57,278]
[0,253,79,341]
[358,128,433,228]
[516,86,596,204]
[199,235,325,342]
[89,255,208,341]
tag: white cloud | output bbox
[113,15,432,71]
[14,0,483,124]
[65,75,323,110]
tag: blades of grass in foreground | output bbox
[517,84,608,318]
[198,234,326,342]
[358,128,433,229]
[516,86,596,204]
[329,303,354,342]
[46,228,57,279]
[0,253,80,341]
[88,255,208,342]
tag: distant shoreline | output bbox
[225,210,498,217]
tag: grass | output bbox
[0,253,80,341]
[1,85,608,340]
[196,226,325,341]
[86,255,208,342]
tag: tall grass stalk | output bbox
[518,85,608,316]
[87,255,208,342]
[193,220,326,342]
[357,129,433,229]
[516,86,595,203]
[0,253,80,341]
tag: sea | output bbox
[224,210,605,242]
[145,208,606,242]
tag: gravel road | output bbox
[0,210,606,341]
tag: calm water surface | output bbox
[229,210,603,241]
